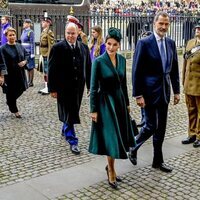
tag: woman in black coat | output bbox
[0,48,7,87]
[1,27,29,118]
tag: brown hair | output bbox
[5,27,16,36]
[2,15,10,21]
[89,25,104,57]
[154,11,170,23]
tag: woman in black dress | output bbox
[1,27,29,118]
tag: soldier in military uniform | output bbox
[0,15,11,46]
[182,22,200,148]
[21,19,35,87]
[39,17,55,94]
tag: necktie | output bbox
[71,44,75,50]
[160,39,167,69]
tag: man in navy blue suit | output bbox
[130,11,180,173]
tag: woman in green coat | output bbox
[89,28,136,189]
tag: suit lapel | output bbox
[103,52,115,69]
[150,35,160,58]
[165,38,173,72]
[103,52,121,82]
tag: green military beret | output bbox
[107,27,122,42]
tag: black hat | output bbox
[24,19,32,24]
[42,17,52,25]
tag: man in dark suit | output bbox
[48,22,91,154]
[130,11,180,172]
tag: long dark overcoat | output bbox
[0,48,7,75]
[89,52,136,159]
[1,43,29,96]
[48,40,91,124]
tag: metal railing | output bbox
[7,13,197,51]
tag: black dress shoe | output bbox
[128,148,137,165]
[105,166,122,182]
[152,163,173,173]
[193,139,200,148]
[105,166,118,189]
[182,136,196,144]
[14,113,22,118]
[70,145,80,155]
[41,92,50,95]
[116,176,122,182]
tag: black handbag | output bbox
[1,83,8,93]
[131,118,139,136]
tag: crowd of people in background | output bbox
[90,0,199,17]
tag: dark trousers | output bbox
[135,103,168,166]
[185,94,200,140]
[6,90,22,113]
[140,107,145,124]
[62,123,78,146]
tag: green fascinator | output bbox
[107,27,122,42]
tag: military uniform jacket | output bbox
[183,38,200,96]
[20,28,35,55]
[1,23,11,46]
[39,28,54,57]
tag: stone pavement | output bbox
[0,56,199,200]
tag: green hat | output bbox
[107,27,122,42]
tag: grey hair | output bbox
[65,22,78,31]
[154,11,170,23]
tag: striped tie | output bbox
[160,39,167,69]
